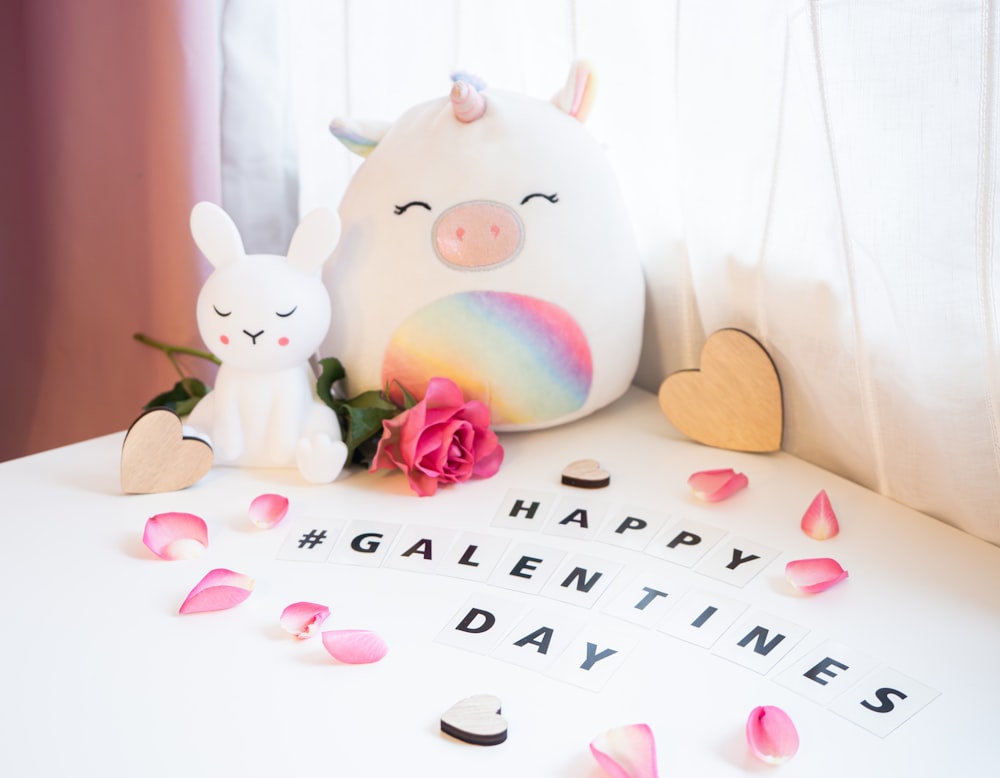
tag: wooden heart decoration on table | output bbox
[561,458,611,489]
[658,329,783,453]
[440,694,508,746]
[121,408,213,493]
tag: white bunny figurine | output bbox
[185,201,348,484]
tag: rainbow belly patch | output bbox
[381,291,592,426]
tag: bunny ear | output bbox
[190,201,245,269]
[286,207,340,274]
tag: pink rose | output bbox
[371,377,504,496]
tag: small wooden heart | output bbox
[121,408,213,494]
[440,694,508,746]
[658,329,782,453]
[561,458,610,489]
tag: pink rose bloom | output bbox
[371,377,504,496]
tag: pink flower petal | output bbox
[800,489,840,539]
[321,629,388,664]
[688,468,749,502]
[179,568,254,614]
[280,601,330,639]
[746,705,799,764]
[142,512,208,560]
[248,493,290,529]
[590,723,658,778]
[785,557,849,593]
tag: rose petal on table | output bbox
[746,705,799,764]
[248,493,290,529]
[801,489,840,540]
[688,468,749,502]
[142,512,208,560]
[179,568,254,614]
[785,557,849,593]
[280,601,330,639]
[589,723,658,778]
[321,629,388,664]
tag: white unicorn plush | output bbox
[185,202,348,483]
[323,61,645,431]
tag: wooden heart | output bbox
[658,329,782,453]
[561,458,611,489]
[121,408,213,493]
[440,694,508,746]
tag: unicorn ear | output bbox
[552,60,597,123]
[286,207,340,274]
[329,117,392,158]
[190,201,245,269]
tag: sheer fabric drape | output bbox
[0,0,221,461]
[173,0,1000,545]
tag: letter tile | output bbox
[776,639,879,706]
[435,593,529,655]
[601,572,688,627]
[596,505,671,551]
[542,495,609,539]
[828,667,940,737]
[541,553,623,608]
[712,609,810,673]
[695,536,780,587]
[492,488,555,530]
[439,532,510,581]
[277,517,342,562]
[645,518,726,567]
[384,525,459,574]
[488,542,566,595]
[658,589,749,648]
[491,607,586,672]
[548,620,642,691]
[327,519,400,567]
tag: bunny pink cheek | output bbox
[220,335,230,345]
[278,337,290,346]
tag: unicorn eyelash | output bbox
[520,192,559,205]
[394,201,432,215]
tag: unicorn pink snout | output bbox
[433,200,524,269]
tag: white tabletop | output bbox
[1,387,997,776]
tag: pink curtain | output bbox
[0,0,220,461]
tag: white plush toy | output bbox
[324,61,645,431]
[185,202,348,483]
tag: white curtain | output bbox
[219,0,1000,547]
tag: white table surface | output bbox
[1,387,997,777]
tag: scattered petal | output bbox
[280,601,330,639]
[321,629,388,664]
[179,568,254,614]
[142,512,208,560]
[785,557,849,593]
[590,723,658,778]
[800,489,840,539]
[688,468,749,502]
[248,493,290,529]
[746,705,799,764]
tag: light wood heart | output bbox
[658,329,783,453]
[561,458,611,489]
[121,408,213,494]
[440,694,508,746]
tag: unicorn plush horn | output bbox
[450,79,486,123]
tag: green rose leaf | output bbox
[143,377,209,415]
[317,357,347,411]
